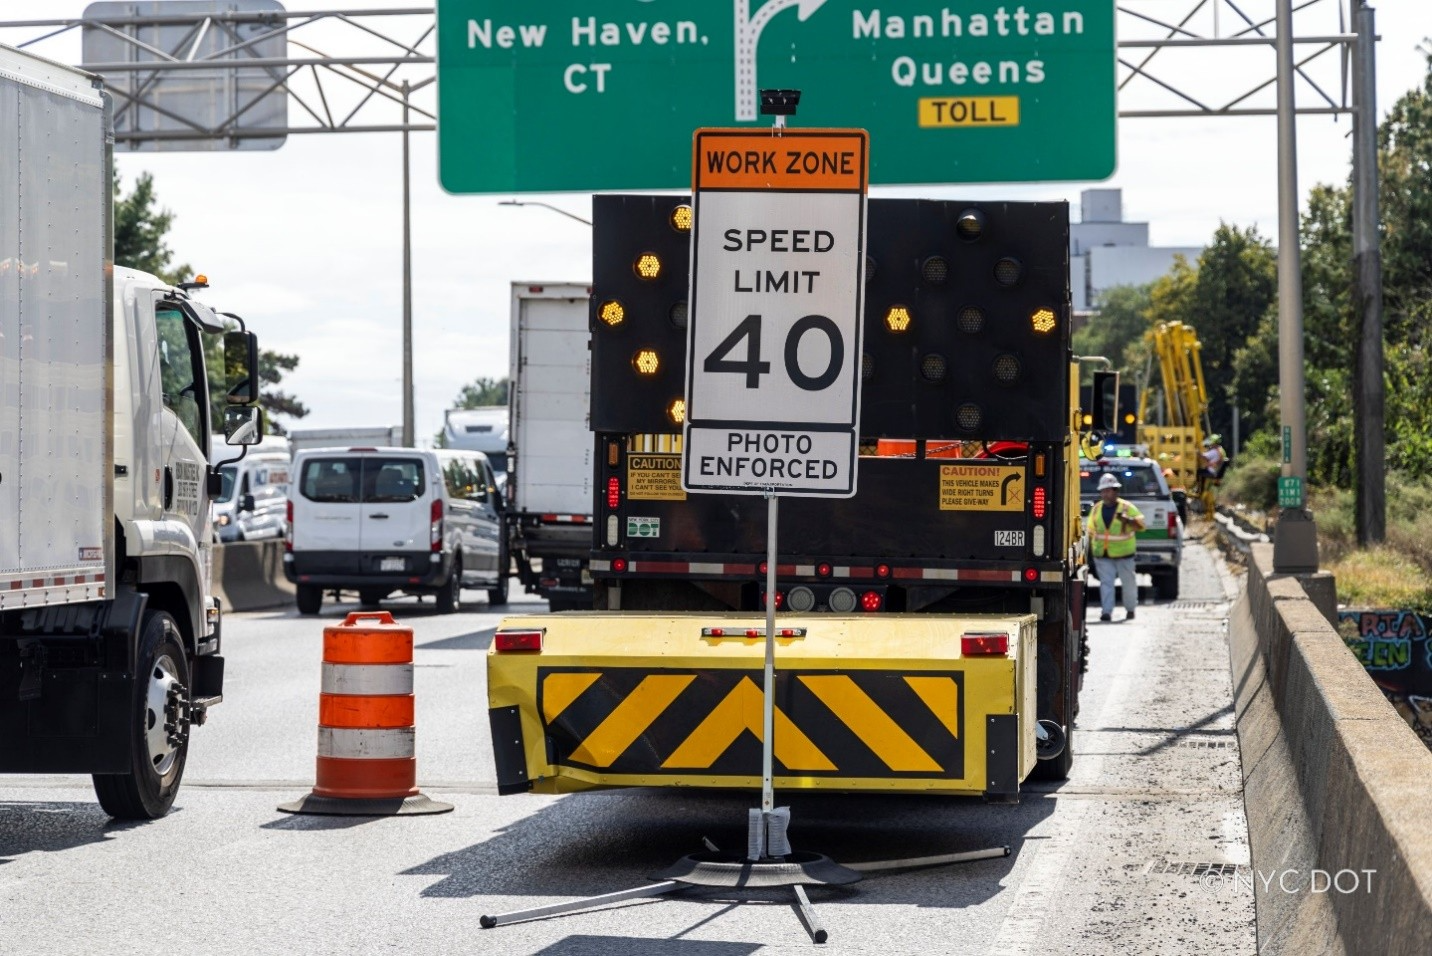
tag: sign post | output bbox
[683,119,867,856]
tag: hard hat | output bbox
[1097,473,1121,490]
[1202,437,1214,447]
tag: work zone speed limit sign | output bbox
[682,128,869,498]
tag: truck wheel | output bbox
[296,585,323,615]
[1156,570,1180,600]
[1030,725,1074,782]
[93,611,191,820]
[487,543,509,605]
[436,558,462,614]
[358,588,388,608]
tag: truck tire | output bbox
[436,558,462,614]
[93,611,191,820]
[487,542,510,605]
[358,588,388,608]
[296,585,323,615]
[1030,725,1074,782]
[1156,570,1180,600]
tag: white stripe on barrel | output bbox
[321,662,413,696]
[317,727,416,760]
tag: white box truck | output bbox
[0,45,263,818]
[507,283,593,610]
[287,425,404,455]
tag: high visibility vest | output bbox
[1087,499,1144,558]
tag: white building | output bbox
[1069,189,1202,312]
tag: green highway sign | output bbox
[436,1,1116,193]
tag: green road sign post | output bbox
[436,1,1116,193]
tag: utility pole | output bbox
[1272,0,1319,572]
[1353,1,1385,545]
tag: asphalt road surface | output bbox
[1,542,1255,955]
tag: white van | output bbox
[284,447,508,614]
[212,451,291,542]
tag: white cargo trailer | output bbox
[507,283,593,609]
[0,45,263,818]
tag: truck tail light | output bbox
[430,499,443,551]
[1032,485,1047,520]
[607,476,621,509]
[962,633,1009,656]
[1168,509,1178,536]
[284,500,293,552]
[860,590,882,612]
[493,629,544,652]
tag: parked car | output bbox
[1079,455,1183,599]
[212,451,290,542]
[284,447,508,614]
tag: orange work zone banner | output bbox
[693,129,869,192]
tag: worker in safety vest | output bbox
[1087,473,1145,622]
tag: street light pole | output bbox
[1353,1,1385,545]
[401,79,414,448]
[1272,0,1318,572]
[497,199,592,226]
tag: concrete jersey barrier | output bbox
[1232,543,1432,955]
[212,540,295,612]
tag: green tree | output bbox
[1072,283,1153,384]
[113,171,192,284]
[453,377,509,408]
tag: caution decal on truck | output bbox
[627,454,686,501]
[537,667,964,779]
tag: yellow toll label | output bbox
[918,96,1020,128]
[939,465,1025,511]
[628,454,686,501]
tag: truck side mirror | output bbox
[223,406,264,446]
[240,493,257,513]
[1089,371,1119,433]
[223,330,260,405]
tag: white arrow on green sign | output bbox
[436,0,1116,193]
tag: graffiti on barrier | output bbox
[1337,609,1432,748]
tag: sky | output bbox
[4,2,1428,440]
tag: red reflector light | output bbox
[876,563,890,578]
[612,558,627,573]
[861,590,882,611]
[1032,486,1047,520]
[494,629,544,652]
[817,563,832,578]
[762,591,784,609]
[758,561,768,575]
[1023,567,1038,582]
[607,477,621,509]
[962,633,1009,656]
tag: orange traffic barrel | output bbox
[279,611,451,816]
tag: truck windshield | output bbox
[214,465,238,503]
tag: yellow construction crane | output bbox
[1138,322,1213,510]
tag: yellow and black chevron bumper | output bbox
[487,612,1038,796]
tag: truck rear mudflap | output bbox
[487,612,1037,797]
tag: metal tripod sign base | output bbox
[478,845,1010,943]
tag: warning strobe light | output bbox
[956,403,983,432]
[956,209,985,241]
[884,306,912,333]
[599,300,625,327]
[670,204,693,232]
[633,349,660,376]
[994,257,1023,286]
[921,256,949,285]
[957,305,985,335]
[669,301,688,329]
[993,354,1021,385]
[1031,308,1057,334]
[921,353,948,382]
[667,398,686,424]
[634,253,662,280]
